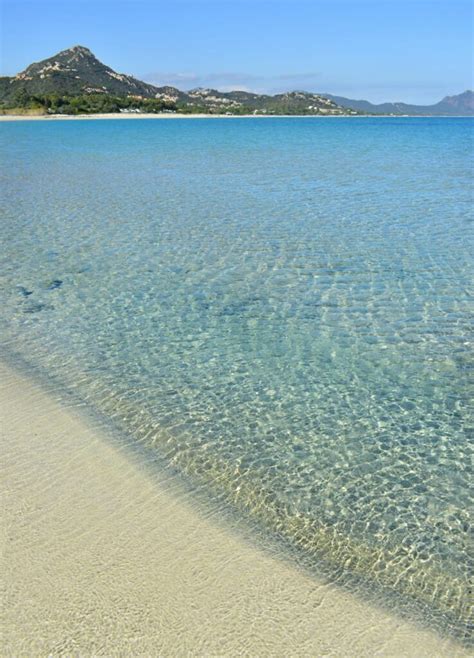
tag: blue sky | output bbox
[1,0,472,103]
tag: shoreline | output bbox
[1,112,472,121]
[1,358,469,656]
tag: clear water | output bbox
[1,117,472,640]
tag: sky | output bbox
[0,0,472,104]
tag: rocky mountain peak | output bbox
[12,45,160,98]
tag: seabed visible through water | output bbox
[1,116,472,647]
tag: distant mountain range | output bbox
[1,45,472,116]
[324,91,474,116]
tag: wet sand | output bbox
[1,360,469,656]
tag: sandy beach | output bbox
[0,112,352,121]
[0,112,237,121]
[0,113,468,122]
[1,359,469,657]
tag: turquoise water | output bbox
[1,117,472,640]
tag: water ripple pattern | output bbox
[1,117,472,641]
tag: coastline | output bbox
[1,358,469,656]
[1,112,472,121]
[1,112,359,121]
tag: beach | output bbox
[0,112,451,121]
[0,112,355,121]
[2,0,472,651]
[1,359,469,656]
[0,112,241,121]
[2,115,471,654]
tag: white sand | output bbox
[1,360,469,656]
[0,114,463,121]
[0,112,234,121]
[0,112,365,121]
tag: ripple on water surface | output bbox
[0,117,472,642]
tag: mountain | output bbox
[2,45,162,98]
[0,46,353,115]
[323,91,474,116]
[1,46,471,117]
[431,90,474,115]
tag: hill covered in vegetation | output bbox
[0,46,355,116]
[2,46,471,116]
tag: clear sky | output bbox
[1,0,472,103]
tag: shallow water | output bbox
[1,117,472,640]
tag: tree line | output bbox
[2,88,179,114]
[1,87,255,115]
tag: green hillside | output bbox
[0,46,354,116]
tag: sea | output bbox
[1,116,472,642]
